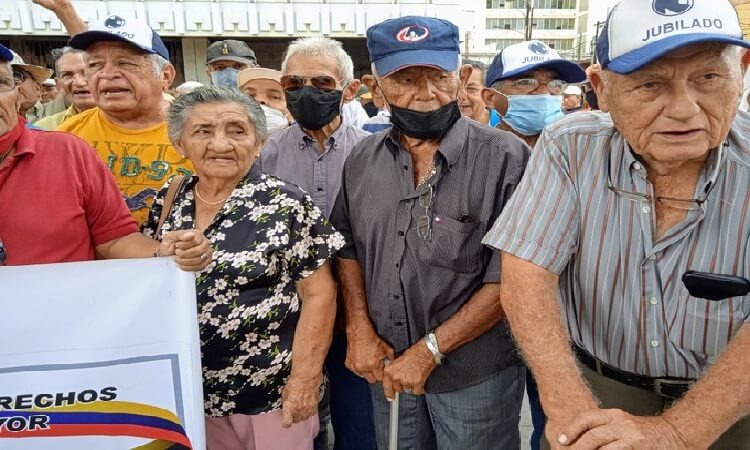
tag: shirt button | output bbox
[650,340,660,348]
[398,231,404,236]
[393,294,400,299]
[395,263,399,268]
[649,297,658,305]
[394,321,404,327]
[403,165,408,170]
[316,187,323,192]
[633,162,642,170]
[642,205,651,214]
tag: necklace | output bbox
[194,184,231,206]
[417,160,437,187]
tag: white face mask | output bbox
[261,104,288,134]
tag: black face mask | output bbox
[285,86,343,131]
[388,101,462,140]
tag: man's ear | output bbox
[588,63,609,112]
[481,87,495,110]
[162,64,177,90]
[342,79,361,103]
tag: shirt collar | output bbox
[385,116,468,168]
[13,124,37,158]
[295,117,348,152]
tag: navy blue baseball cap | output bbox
[0,44,12,63]
[598,0,750,74]
[485,40,586,87]
[367,16,460,77]
[69,14,169,60]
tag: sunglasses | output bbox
[12,70,31,84]
[280,75,340,93]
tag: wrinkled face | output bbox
[377,65,465,112]
[14,70,40,111]
[563,94,581,110]
[0,64,19,135]
[485,69,560,115]
[85,41,174,120]
[174,101,260,182]
[241,78,288,115]
[57,52,95,112]
[41,84,58,103]
[458,68,487,122]
[592,43,747,166]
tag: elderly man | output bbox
[40,79,58,103]
[481,40,585,148]
[205,40,257,88]
[238,67,292,132]
[484,0,750,448]
[0,43,210,269]
[10,52,53,123]
[54,15,193,226]
[458,59,499,127]
[562,85,584,114]
[260,37,373,450]
[331,16,530,449]
[35,48,95,130]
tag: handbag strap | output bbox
[155,175,186,236]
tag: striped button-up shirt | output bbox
[483,111,750,379]
[260,121,369,218]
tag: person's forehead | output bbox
[284,53,340,78]
[58,52,85,69]
[467,68,484,84]
[243,78,282,92]
[188,102,250,123]
[86,41,147,58]
[619,43,735,79]
[388,65,451,78]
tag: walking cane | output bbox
[384,359,399,450]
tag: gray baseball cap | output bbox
[206,40,257,66]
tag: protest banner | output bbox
[0,258,205,449]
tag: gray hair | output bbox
[281,37,354,84]
[167,86,267,144]
[51,46,85,73]
[463,59,487,84]
[149,54,170,76]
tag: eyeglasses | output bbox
[280,75,340,93]
[0,76,18,93]
[416,184,433,241]
[12,70,30,84]
[0,238,7,266]
[500,78,568,95]
[606,142,727,211]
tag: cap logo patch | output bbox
[528,41,549,55]
[652,0,694,17]
[104,15,127,28]
[396,26,430,43]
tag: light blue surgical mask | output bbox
[210,68,240,88]
[500,94,564,136]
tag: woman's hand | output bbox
[157,230,213,271]
[280,374,322,428]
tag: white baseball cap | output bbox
[486,40,586,87]
[598,0,750,74]
[69,15,169,60]
[563,85,582,95]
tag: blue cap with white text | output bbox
[598,0,750,74]
[69,14,169,60]
[485,40,586,87]
[367,16,460,77]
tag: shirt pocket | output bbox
[668,295,749,357]
[419,214,483,274]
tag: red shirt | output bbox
[0,127,137,266]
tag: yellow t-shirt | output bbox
[57,108,194,226]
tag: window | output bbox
[532,18,575,30]
[486,18,525,30]
[532,0,576,9]
[544,39,575,50]
[485,39,524,51]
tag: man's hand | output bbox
[558,409,687,450]
[382,340,437,400]
[31,0,72,13]
[158,230,212,272]
[281,374,321,428]
[345,322,395,384]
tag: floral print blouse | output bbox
[142,162,345,416]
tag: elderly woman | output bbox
[142,86,342,450]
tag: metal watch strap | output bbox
[424,330,445,365]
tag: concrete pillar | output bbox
[181,37,210,84]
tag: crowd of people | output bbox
[2,0,750,449]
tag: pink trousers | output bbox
[205,411,319,450]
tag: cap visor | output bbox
[498,59,586,84]
[607,34,750,74]
[374,50,458,77]
[206,55,256,66]
[69,30,157,55]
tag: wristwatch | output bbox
[424,330,446,365]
